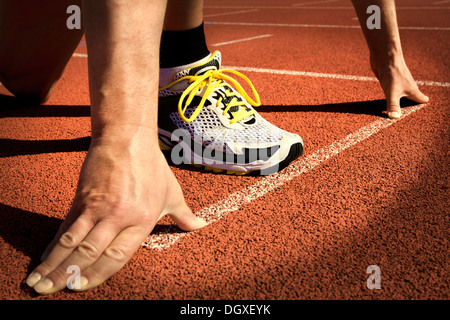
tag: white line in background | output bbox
[400,26,450,30]
[223,65,450,88]
[73,53,87,58]
[204,8,259,18]
[143,103,427,250]
[204,5,450,10]
[225,65,377,81]
[205,21,450,31]
[293,0,338,7]
[207,21,360,28]
[433,0,450,5]
[71,54,450,88]
[211,34,273,47]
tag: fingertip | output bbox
[387,111,401,119]
[386,103,401,119]
[71,276,90,292]
[194,216,209,229]
[33,278,55,295]
[170,208,209,231]
[179,216,208,231]
[407,90,429,104]
[415,93,429,104]
[26,272,42,287]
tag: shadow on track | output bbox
[257,98,420,116]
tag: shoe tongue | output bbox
[174,51,222,80]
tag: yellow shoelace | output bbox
[160,69,261,124]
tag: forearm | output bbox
[82,0,167,144]
[351,0,403,63]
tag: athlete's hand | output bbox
[371,55,429,119]
[25,132,207,294]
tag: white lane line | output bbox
[211,34,273,47]
[400,26,450,31]
[433,0,450,5]
[224,65,450,88]
[226,65,376,81]
[71,54,450,88]
[293,0,338,7]
[204,5,450,10]
[207,21,360,29]
[205,21,450,31]
[142,103,427,250]
[73,53,88,58]
[204,9,259,18]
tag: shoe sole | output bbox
[159,140,303,176]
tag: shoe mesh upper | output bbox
[170,107,290,153]
[160,51,300,154]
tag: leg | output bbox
[158,1,304,175]
[0,0,83,103]
[159,0,210,69]
[164,0,204,31]
[351,0,429,118]
[25,0,206,294]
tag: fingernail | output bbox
[80,276,89,289]
[34,278,54,293]
[197,217,209,228]
[387,111,401,119]
[26,272,41,287]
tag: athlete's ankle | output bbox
[160,22,210,68]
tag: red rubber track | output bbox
[0,0,448,300]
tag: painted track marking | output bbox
[224,65,450,88]
[206,21,450,31]
[204,9,259,18]
[143,103,427,250]
[72,54,450,88]
[433,0,450,5]
[204,6,450,10]
[211,34,273,47]
[73,53,88,58]
[293,0,338,7]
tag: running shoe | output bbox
[158,51,303,175]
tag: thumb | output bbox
[160,163,208,231]
[405,87,429,105]
[167,203,208,231]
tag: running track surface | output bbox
[0,0,448,300]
